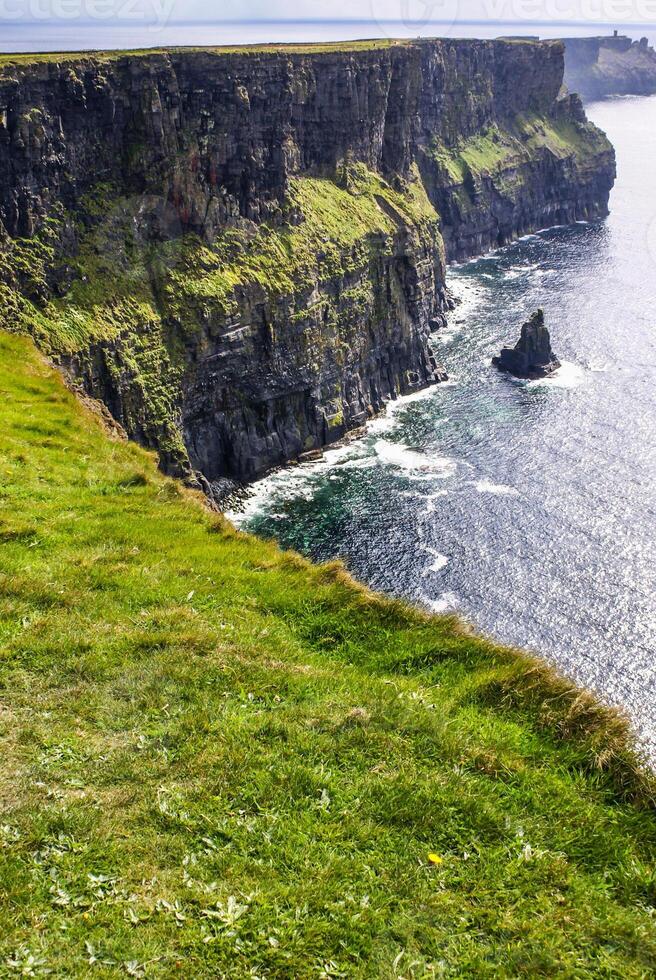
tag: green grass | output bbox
[0,38,551,70]
[429,114,612,184]
[0,40,406,71]
[1,331,656,977]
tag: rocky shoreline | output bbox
[0,40,615,492]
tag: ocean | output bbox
[232,95,656,759]
[3,18,656,754]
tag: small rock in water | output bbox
[492,308,561,379]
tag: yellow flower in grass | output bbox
[427,853,443,865]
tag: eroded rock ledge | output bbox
[0,39,615,490]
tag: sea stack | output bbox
[492,309,561,379]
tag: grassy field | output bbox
[0,328,655,977]
[0,38,548,70]
[0,40,407,70]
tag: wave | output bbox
[423,489,450,514]
[426,591,460,613]
[472,479,519,497]
[373,440,457,480]
[526,360,586,389]
[229,378,459,523]
[368,385,442,435]
[423,549,449,574]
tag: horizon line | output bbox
[1,17,655,29]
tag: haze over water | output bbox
[234,95,656,758]
[2,19,656,52]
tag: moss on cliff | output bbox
[0,329,655,977]
[429,110,613,184]
[0,165,440,478]
[0,165,437,351]
[163,166,438,325]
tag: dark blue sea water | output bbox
[233,96,656,757]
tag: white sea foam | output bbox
[229,377,458,524]
[368,385,440,435]
[226,441,372,524]
[473,479,520,497]
[427,591,460,613]
[422,546,449,574]
[503,268,526,281]
[445,274,487,324]
[423,489,449,514]
[526,360,586,389]
[374,440,430,469]
[373,440,457,480]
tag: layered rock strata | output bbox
[0,39,615,490]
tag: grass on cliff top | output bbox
[1,330,656,977]
[0,40,404,71]
[0,37,545,71]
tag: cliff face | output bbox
[563,35,656,102]
[0,39,615,492]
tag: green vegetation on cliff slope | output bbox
[0,165,439,474]
[1,331,656,977]
[0,165,438,354]
[428,112,612,184]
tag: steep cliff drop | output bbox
[563,34,656,102]
[0,39,615,499]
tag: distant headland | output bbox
[562,32,656,101]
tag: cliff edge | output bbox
[0,39,615,492]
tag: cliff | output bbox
[563,34,656,101]
[0,39,615,492]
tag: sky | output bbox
[3,0,656,25]
[2,0,656,53]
